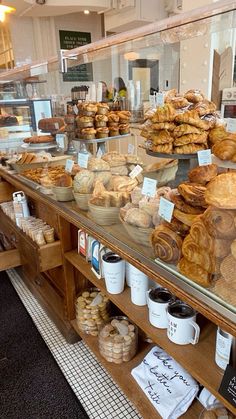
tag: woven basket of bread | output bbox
[73,192,92,211]
[88,202,120,225]
[120,216,153,248]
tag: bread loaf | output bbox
[73,170,95,193]
[38,117,65,132]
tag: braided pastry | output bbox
[151,225,183,264]
[202,206,236,239]
[178,257,212,287]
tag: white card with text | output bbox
[142,177,157,197]
[158,197,174,223]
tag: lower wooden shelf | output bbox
[0,248,21,271]
[71,320,202,419]
[65,250,236,416]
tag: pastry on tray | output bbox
[173,132,208,146]
[212,139,236,162]
[175,110,212,130]
[173,208,199,226]
[182,235,217,273]
[183,89,205,103]
[173,143,207,154]
[173,124,203,137]
[170,191,204,214]
[151,104,177,123]
[150,130,174,145]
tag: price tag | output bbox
[149,95,156,108]
[226,118,236,133]
[30,62,48,76]
[128,143,135,154]
[129,164,143,179]
[142,177,157,198]
[158,197,174,223]
[73,104,79,115]
[65,159,74,173]
[56,133,66,149]
[155,93,164,108]
[78,153,89,168]
[197,149,212,166]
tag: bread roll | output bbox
[73,170,95,193]
[178,257,212,287]
[188,164,218,185]
[124,208,152,228]
[205,173,236,209]
[151,225,182,264]
[94,171,112,186]
[202,206,236,239]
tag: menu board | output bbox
[59,30,93,82]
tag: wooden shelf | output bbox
[71,320,202,419]
[0,248,21,271]
[65,250,236,416]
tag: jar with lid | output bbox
[75,288,110,336]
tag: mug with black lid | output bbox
[102,252,125,294]
[167,301,200,345]
[147,288,174,329]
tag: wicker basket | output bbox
[120,216,153,248]
[88,202,120,225]
[73,191,92,211]
[53,186,74,202]
[10,156,68,173]
[142,161,178,186]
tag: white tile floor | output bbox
[7,269,142,419]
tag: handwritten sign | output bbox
[129,164,143,179]
[65,159,74,173]
[142,177,157,197]
[78,153,89,168]
[158,197,174,223]
[219,365,236,408]
[197,149,212,166]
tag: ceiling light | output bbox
[84,10,90,15]
[0,3,15,23]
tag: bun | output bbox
[111,176,138,192]
[178,182,207,207]
[205,173,236,209]
[188,164,218,185]
[202,206,236,239]
[96,127,109,138]
[124,208,152,228]
[151,225,183,264]
[76,116,94,128]
[178,258,212,287]
[108,113,119,124]
[118,111,131,123]
[81,128,96,139]
[88,157,110,172]
[73,170,95,193]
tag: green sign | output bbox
[59,30,93,82]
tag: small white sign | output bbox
[56,133,66,149]
[129,164,143,179]
[73,104,79,115]
[226,118,236,133]
[158,197,174,223]
[197,149,212,166]
[30,62,48,76]
[155,92,164,108]
[128,143,135,154]
[78,153,89,168]
[65,159,74,173]
[142,177,157,198]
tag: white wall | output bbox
[9,16,36,66]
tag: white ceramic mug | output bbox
[102,252,125,294]
[167,302,200,345]
[129,265,149,306]
[147,288,174,329]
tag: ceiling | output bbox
[2,0,110,17]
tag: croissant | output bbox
[169,96,190,109]
[205,173,236,209]
[184,89,205,103]
[192,99,217,116]
[174,132,208,146]
[164,89,178,102]
[182,235,217,273]
[208,126,236,145]
[151,104,176,123]
[173,124,202,138]
[178,182,207,207]
[152,122,176,131]
[188,164,218,185]
[151,225,183,264]
[178,257,212,287]
[174,144,206,154]
[170,191,204,214]
[212,139,236,161]
[151,143,173,154]
[190,217,231,258]
[173,209,199,226]
[151,130,174,145]
[202,206,236,239]
[175,110,212,130]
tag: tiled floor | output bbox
[7,269,142,419]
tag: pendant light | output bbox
[0,2,15,23]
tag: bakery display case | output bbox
[0,98,52,152]
[0,1,236,417]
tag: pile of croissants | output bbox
[151,164,236,304]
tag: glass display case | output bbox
[0,98,52,151]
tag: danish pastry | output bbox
[178,257,212,287]
[188,164,218,185]
[182,235,217,273]
[178,182,207,207]
[151,225,183,264]
[170,192,204,214]
[173,208,199,226]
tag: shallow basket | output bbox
[88,202,120,226]
[120,216,153,248]
[53,186,74,202]
[73,191,92,211]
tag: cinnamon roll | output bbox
[151,225,182,264]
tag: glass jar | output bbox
[75,288,110,336]
[98,316,138,364]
